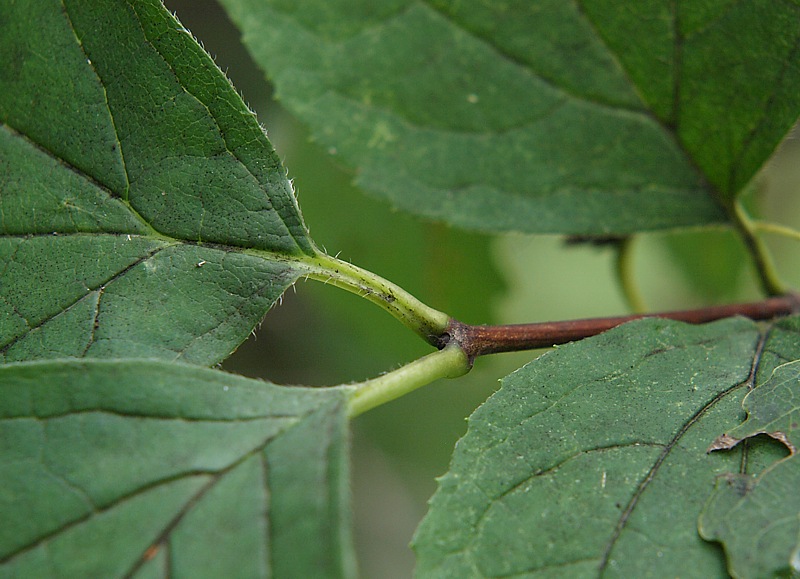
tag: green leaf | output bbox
[413,317,764,577]
[699,317,800,578]
[699,463,800,579]
[218,0,800,234]
[661,228,748,302]
[0,359,355,578]
[0,0,315,365]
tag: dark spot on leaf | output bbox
[720,473,754,498]
[143,544,160,561]
[642,347,669,359]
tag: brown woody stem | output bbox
[438,294,800,363]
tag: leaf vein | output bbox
[597,328,769,571]
[124,1,309,255]
[80,288,103,357]
[0,124,141,231]
[59,0,132,201]
[0,244,168,356]
[670,0,682,129]
[1,410,301,423]
[2,403,321,571]
[490,555,603,578]
[260,450,273,577]
[731,28,800,193]
[418,0,645,115]
[492,441,666,504]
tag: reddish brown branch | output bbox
[440,294,800,362]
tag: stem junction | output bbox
[438,294,800,364]
[346,294,800,416]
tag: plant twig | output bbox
[441,294,800,362]
[347,293,799,416]
[299,253,451,342]
[731,201,786,296]
[753,220,800,243]
[347,345,470,417]
[615,237,647,313]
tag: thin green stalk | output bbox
[299,253,451,344]
[753,220,800,243]
[731,201,785,296]
[345,294,799,416]
[615,237,647,313]
[347,345,470,417]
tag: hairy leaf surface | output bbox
[414,317,767,577]
[219,0,800,234]
[0,359,354,578]
[0,0,315,365]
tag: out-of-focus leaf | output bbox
[661,229,748,302]
[0,359,354,578]
[219,0,800,234]
[0,0,315,365]
[414,317,762,577]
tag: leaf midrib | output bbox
[419,0,647,114]
[0,399,338,567]
[0,241,169,354]
[7,1,312,256]
[596,328,769,572]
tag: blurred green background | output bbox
[165,2,800,575]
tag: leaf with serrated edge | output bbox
[0,359,355,578]
[219,0,800,234]
[699,317,800,578]
[0,0,315,365]
[414,317,762,577]
[707,360,800,454]
[699,461,800,579]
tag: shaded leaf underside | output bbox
[0,0,317,366]
[221,0,800,234]
[414,316,800,577]
[0,359,354,578]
